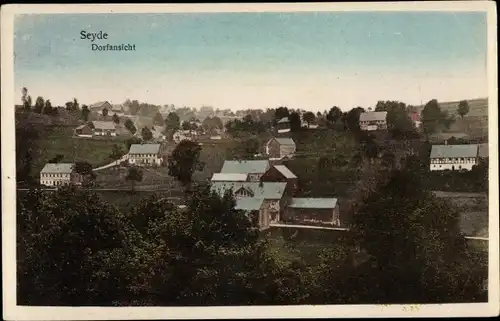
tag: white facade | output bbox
[40,172,72,186]
[173,130,196,143]
[430,157,477,171]
[128,153,162,166]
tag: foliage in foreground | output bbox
[17,164,487,305]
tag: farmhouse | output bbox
[234,198,269,230]
[211,181,287,224]
[265,137,296,160]
[89,101,113,114]
[220,160,270,182]
[359,111,388,131]
[91,121,117,136]
[283,198,340,226]
[211,173,248,182]
[261,165,299,196]
[429,144,479,171]
[74,124,93,137]
[128,143,164,166]
[277,117,291,133]
[40,163,82,187]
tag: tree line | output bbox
[17,156,487,306]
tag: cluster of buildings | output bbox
[210,159,341,230]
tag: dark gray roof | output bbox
[92,121,116,130]
[478,143,489,158]
[359,111,387,122]
[129,144,161,154]
[221,160,270,174]
[430,144,479,158]
[211,173,248,182]
[235,198,265,211]
[211,182,286,199]
[273,165,297,178]
[41,163,74,174]
[289,198,338,209]
[273,137,295,146]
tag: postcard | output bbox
[1,2,498,320]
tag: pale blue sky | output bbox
[14,12,488,111]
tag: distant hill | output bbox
[414,97,488,118]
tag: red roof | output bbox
[410,112,421,122]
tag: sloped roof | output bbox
[273,165,297,178]
[235,198,265,211]
[221,160,270,174]
[430,144,479,158]
[359,111,387,122]
[289,198,338,209]
[89,101,112,109]
[41,163,74,174]
[129,144,161,154]
[277,117,290,124]
[273,137,295,146]
[211,173,248,182]
[91,121,116,130]
[478,143,489,158]
[211,182,287,199]
[75,124,87,130]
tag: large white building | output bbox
[429,144,479,171]
[40,163,82,187]
[128,144,164,166]
[359,111,388,131]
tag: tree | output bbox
[125,137,142,151]
[109,144,124,167]
[34,96,45,113]
[102,108,109,117]
[43,99,53,115]
[17,188,136,305]
[375,100,416,139]
[125,166,143,191]
[124,119,137,134]
[326,106,342,126]
[345,107,365,132]
[457,100,470,119]
[72,98,79,111]
[74,161,96,185]
[230,136,261,159]
[421,99,454,134]
[275,106,290,122]
[289,111,302,132]
[141,127,153,141]
[168,140,202,187]
[48,154,64,163]
[81,105,90,121]
[153,112,164,126]
[302,112,316,128]
[21,87,32,111]
[165,112,181,132]
[112,113,120,124]
[346,160,484,303]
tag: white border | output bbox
[2,2,499,320]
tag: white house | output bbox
[40,163,82,187]
[128,144,163,166]
[429,144,479,171]
[359,111,388,131]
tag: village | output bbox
[33,98,489,234]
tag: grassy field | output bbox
[432,191,488,238]
[31,126,130,175]
[96,190,185,213]
[95,166,185,191]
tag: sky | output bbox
[14,12,488,112]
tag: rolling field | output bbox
[31,126,130,175]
